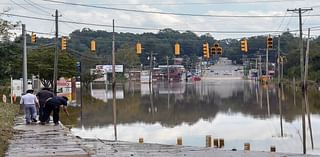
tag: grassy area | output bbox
[0,102,19,157]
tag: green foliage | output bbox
[0,43,22,82]
[0,102,19,156]
[2,24,320,83]
[0,18,15,42]
[81,72,100,89]
[28,47,77,87]
[115,44,140,69]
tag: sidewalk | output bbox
[5,116,89,157]
[6,116,320,157]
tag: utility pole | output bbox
[149,51,153,84]
[259,55,262,78]
[277,35,281,86]
[53,9,59,95]
[112,19,115,89]
[255,58,258,80]
[22,24,27,93]
[167,56,169,82]
[111,19,117,142]
[287,8,312,155]
[287,8,312,87]
[304,28,310,91]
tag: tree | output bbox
[28,47,77,88]
[0,43,21,83]
[115,44,139,69]
[0,19,13,42]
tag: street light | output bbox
[147,53,156,84]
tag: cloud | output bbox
[2,0,320,39]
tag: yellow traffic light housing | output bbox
[91,40,96,52]
[217,47,223,55]
[31,32,36,44]
[61,36,67,50]
[136,42,142,55]
[267,37,273,49]
[203,42,209,59]
[211,47,216,55]
[240,39,248,53]
[175,42,180,56]
[211,43,219,54]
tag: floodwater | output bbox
[68,80,320,155]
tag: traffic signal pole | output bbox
[22,24,27,93]
[53,9,59,95]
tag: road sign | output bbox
[96,65,124,73]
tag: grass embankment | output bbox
[0,102,19,157]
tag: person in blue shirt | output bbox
[40,96,70,125]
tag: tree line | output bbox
[1,18,320,85]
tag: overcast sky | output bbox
[1,0,320,39]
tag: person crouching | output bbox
[40,96,70,126]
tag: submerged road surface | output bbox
[6,116,320,157]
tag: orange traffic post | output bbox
[244,143,250,151]
[213,139,219,148]
[139,137,144,144]
[206,135,212,147]
[177,137,182,145]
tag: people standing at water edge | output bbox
[40,96,70,126]
[20,89,39,124]
[36,88,54,122]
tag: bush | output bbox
[0,103,19,156]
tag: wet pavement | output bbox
[6,116,320,157]
[5,116,89,157]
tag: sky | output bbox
[1,0,320,39]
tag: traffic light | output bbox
[174,42,180,56]
[240,39,248,53]
[203,42,209,59]
[61,36,67,50]
[211,47,216,55]
[91,40,96,52]
[31,32,36,43]
[136,42,142,55]
[211,43,219,54]
[217,47,222,55]
[267,36,273,49]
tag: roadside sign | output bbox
[96,65,123,73]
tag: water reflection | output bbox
[69,80,320,155]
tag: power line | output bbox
[27,0,55,11]
[0,0,306,6]
[23,0,52,15]
[26,30,54,35]
[2,13,303,34]
[9,0,50,17]
[49,0,306,6]
[40,0,320,18]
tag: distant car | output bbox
[192,76,201,81]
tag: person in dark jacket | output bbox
[40,96,70,125]
[36,88,54,122]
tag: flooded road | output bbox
[66,80,320,155]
